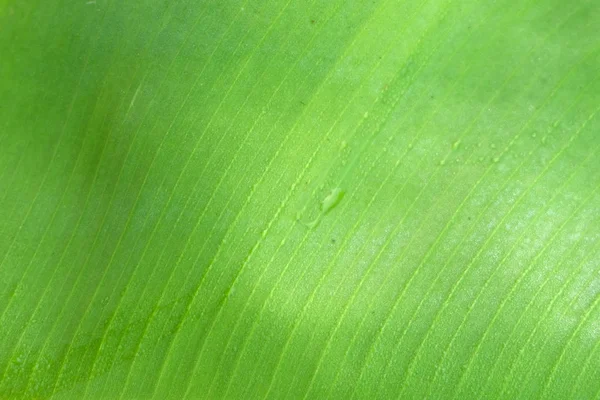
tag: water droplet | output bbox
[531,133,537,138]
[541,137,547,144]
[340,140,347,150]
[408,143,413,149]
[321,188,344,214]
[452,139,461,150]
[492,157,500,163]
[300,217,320,229]
[439,160,446,166]
[280,239,286,246]
[364,111,369,118]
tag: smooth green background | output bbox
[1,0,599,398]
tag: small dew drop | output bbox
[321,188,344,214]
[452,139,461,150]
[541,137,547,144]
[340,140,347,150]
[492,156,500,163]
[364,111,369,118]
[408,143,414,149]
[439,160,446,166]
[532,133,537,138]
[305,218,320,229]
[280,238,287,246]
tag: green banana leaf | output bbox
[1,0,599,398]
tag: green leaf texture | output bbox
[1,0,599,398]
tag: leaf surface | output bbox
[1,0,599,398]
